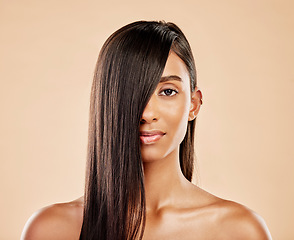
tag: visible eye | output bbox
[159,88,178,97]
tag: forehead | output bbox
[161,51,190,85]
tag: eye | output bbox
[159,88,178,97]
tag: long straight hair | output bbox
[79,21,197,240]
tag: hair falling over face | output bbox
[79,20,197,240]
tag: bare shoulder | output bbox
[21,196,84,240]
[186,186,272,240]
[211,199,272,240]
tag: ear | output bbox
[188,87,203,121]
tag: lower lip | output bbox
[140,134,164,144]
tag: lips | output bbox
[140,130,165,144]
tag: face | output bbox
[140,51,201,162]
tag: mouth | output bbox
[139,130,166,144]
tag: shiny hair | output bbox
[79,20,197,240]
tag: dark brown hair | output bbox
[79,20,197,240]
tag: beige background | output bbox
[1,0,293,239]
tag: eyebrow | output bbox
[160,75,183,83]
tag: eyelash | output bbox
[158,88,179,97]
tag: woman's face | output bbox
[140,51,201,162]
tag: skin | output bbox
[21,52,272,240]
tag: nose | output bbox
[140,94,159,124]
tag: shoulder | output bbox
[211,199,272,240]
[21,197,84,240]
[186,186,271,240]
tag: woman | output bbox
[21,20,272,240]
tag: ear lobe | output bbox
[188,88,203,121]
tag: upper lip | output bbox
[140,130,166,136]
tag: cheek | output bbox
[173,107,189,144]
[162,97,190,140]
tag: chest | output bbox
[142,210,218,240]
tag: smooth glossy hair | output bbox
[79,20,197,240]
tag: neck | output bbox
[142,148,189,212]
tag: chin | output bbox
[141,146,177,164]
[141,153,163,163]
[141,148,164,163]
